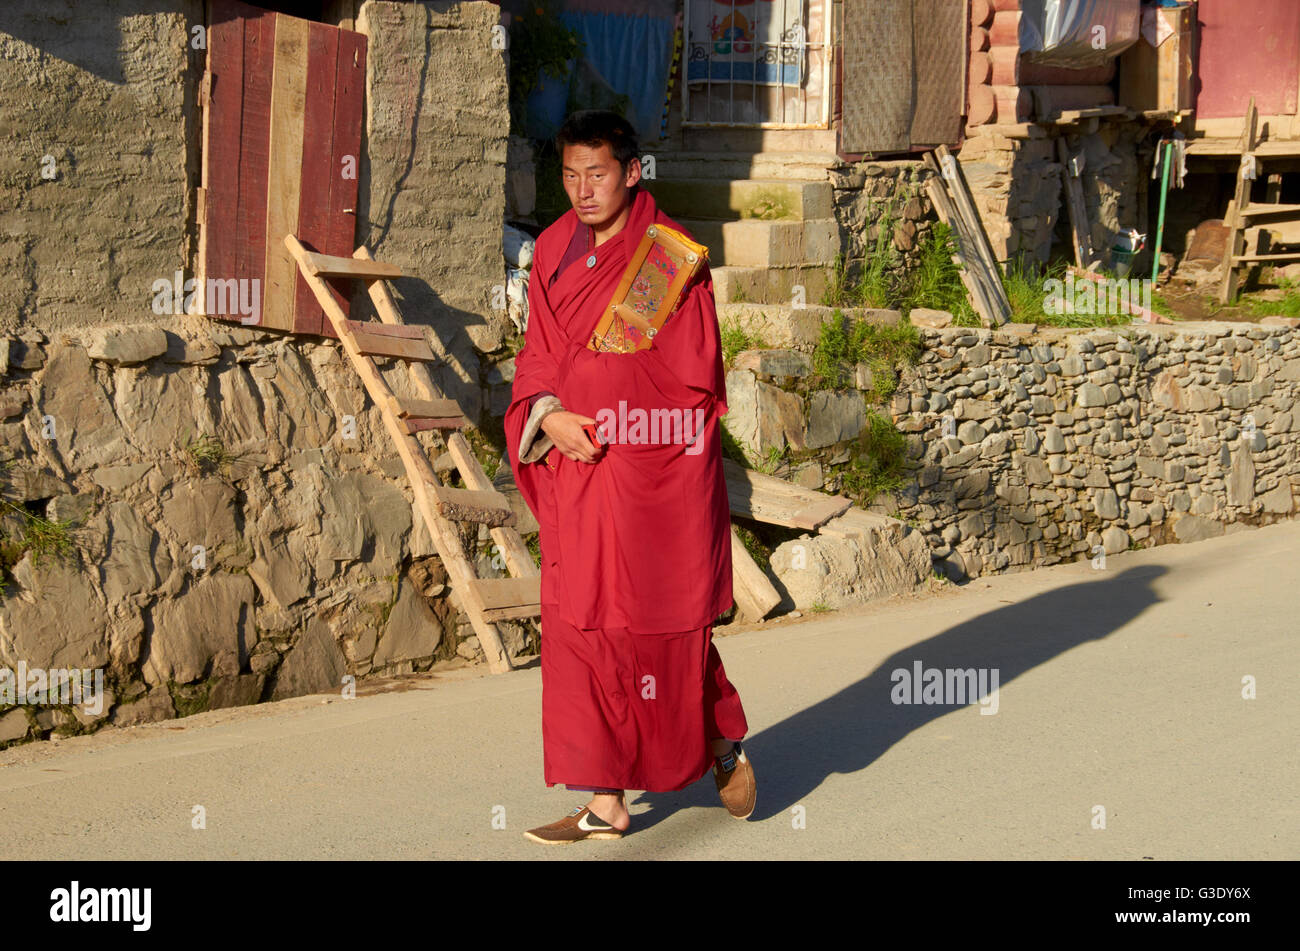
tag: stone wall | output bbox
[958,122,1142,266]
[0,1,202,333]
[0,319,535,746]
[723,313,1299,587]
[828,160,936,278]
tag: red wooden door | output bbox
[1196,0,1300,119]
[199,0,366,336]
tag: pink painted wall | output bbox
[1196,0,1300,118]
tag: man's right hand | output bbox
[541,410,604,464]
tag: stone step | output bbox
[681,217,841,268]
[645,179,834,222]
[717,302,904,351]
[649,150,841,182]
[711,264,832,307]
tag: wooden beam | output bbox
[261,14,310,330]
[729,526,781,622]
[301,251,403,280]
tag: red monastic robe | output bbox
[505,185,748,792]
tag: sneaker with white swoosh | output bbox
[523,806,625,844]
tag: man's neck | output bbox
[591,188,635,247]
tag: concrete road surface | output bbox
[2,521,1296,860]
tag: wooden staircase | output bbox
[1220,98,1300,303]
[285,236,540,674]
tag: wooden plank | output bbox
[935,146,1011,323]
[391,395,464,418]
[320,30,367,342]
[723,459,853,529]
[301,250,403,280]
[472,577,542,622]
[1231,253,1300,263]
[292,22,341,336]
[925,174,1000,326]
[403,417,465,433]
[346,319,425,339]
[200,9,245,320]
[235,7,275,328]
[1057,138,1096,269]
[261,14,310,330]
[792,496,854,531]
[1239,204,1300,218]
[926,152,1006,325]
[729,526,781,622]
[348,327,435,361]
[427,484,515,527]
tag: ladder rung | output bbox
[428,483,516,526]
[346,319,426,340]
[392,396,464,419]
[1232,252,1300,263]
[349,326,436,362]
[1240,204,1300,218]
[404,416,466,433]
[301,250,403,280]
[470,577,541,622]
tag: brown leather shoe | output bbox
[523,806,624,845]
[713,742,756,819]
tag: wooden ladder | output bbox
[1220,97,1300,303]
[284,235,540,674]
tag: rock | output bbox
[97,501,168,602]
[0,709,30,743]
[1260,481,1293,514]
[0,555,109,671]
[208,674,266,710]
[733,349,812,379]
[86,326,168,365]
[1172,514,1224,543]
[769,520,930,610]
[909,308,953,329]
[271,618,347,700]
[143,573,255,685]
[110,688,176,727]
[1101,525,1130,554]
[372,579,443,666]
[35,345,131,472]
[804,391,867,449]
[1093,489,1120,520]
[1228,450,1255,508]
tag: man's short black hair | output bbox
[556,110,640,170]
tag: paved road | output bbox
[2,521,1296,860]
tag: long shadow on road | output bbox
[632,564,1167,830]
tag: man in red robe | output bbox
[505,111,756,844]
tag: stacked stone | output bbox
[892,322,1299,582]
[958,130,1062,263]
[828,161,935,273]
[0,321,530,745]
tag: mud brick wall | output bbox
[0,1,202,333]
[355,0,509,425]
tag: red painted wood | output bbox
[293,22,341,336]
[1197,0,1300,118]
[204,8,244,318]
[234,7,274,327]
[202,5,366,336]
[321,30,368,341]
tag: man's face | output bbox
[561,141,641,230]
